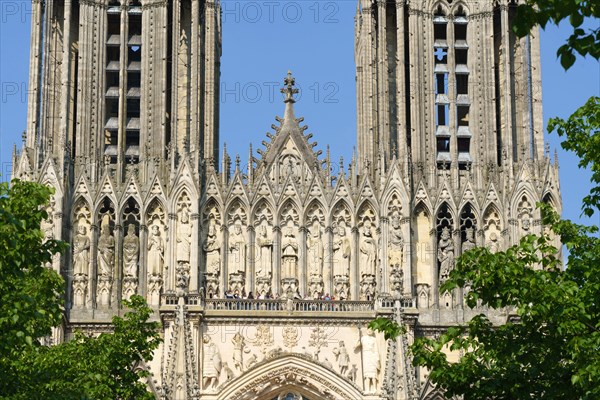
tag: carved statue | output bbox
[462,227,476,253]
[306,221,324,277]
[355,328,380,394]
[203,223,221,275]
[388,213,404,268]
[332,225,351,278]
[228,221,246,275]
[333,340,350,376]
[232,332,247,373]
[487,232,500,253]
[255,224,273,278]
[97,222,115,277]
[147,225,164,276]
[281,224,298,279]
[359,220,377,277]
[176,208,192,265]
[123,224,139,277]
[73,224,90,275]
[202,336,222,390]
[438,227,454,282]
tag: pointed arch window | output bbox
[104,0,142,165]
[435,4,471,169]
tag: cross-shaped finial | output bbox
[281,70,299,103]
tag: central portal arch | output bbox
[216,354,365,400]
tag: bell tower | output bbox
[17,0,221,186]
[355,0,545,181]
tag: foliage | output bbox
[0,180,161,399]
[549,96,600,217]
[411,207,600,399]
[0,180,67,391]
[369,317,406,341]
[11,296,162,400]
[371,98,600,398]
[513,0,600,69]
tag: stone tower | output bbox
[12,0,561,399]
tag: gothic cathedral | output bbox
[12,0,561,399]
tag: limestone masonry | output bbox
[13,1,561,399]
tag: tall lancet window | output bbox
[103,0,142,165]
[105,1,121,164]
[434,5,450,165]
[126,1,142,163]
[434,4,471,169]
[454,6,471,169]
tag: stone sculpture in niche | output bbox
[332,224,351,278]
[72,223,90,307]
[203,222,221,275]
[147,223,165,305]
[97,216,115,306]
[306,220,324,277]
[487,232,500,253]
[147,224,165,277]
[203,219,221,298]
[97,219,115,277]
[255,223,273,278]
[281,223,299,279]
[438,227,454,283]
[123,224,139,277]
[462,227,476,253]
[388,212,404,295]
[122,224,139,300]
[359,220,377,277]
[355,328,380,394]
[281,221,299,298]
[228,221,246,275]
[332,222,351,300]
[176,208,192,266]
[359,218,377,300]
[73,224,90,276]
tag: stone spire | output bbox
[280,70,300,134]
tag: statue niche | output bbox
[122,224,139,300]
[145,200,166,305]
[203,208,222,298]
[97,215,115,306]
[332,222,351,300]
[255,219,273,298]
[228,219,247,295]
[358,210,378,300]
[176,205,193,296]
[388,209,405,296]
[438,226,454,284]
[72,207,91,307]
[307,219,324,299]
[281,220,299,299]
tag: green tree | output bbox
[0,180,161,399]
[371,3,600,392]
[0,180,67,390]
[370,102,600,398]
[513,0,600,69]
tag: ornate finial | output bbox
[235,154,241,170]
[21,130,27,145]
[281,70,299,103]
[545,142,550,157]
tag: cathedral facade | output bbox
[12,0,561,399]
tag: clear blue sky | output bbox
[0,1,598,227]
